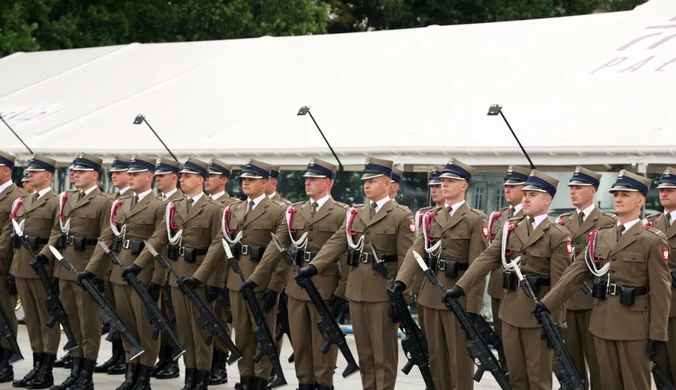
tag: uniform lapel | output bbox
[523,218,548,249]
[444,202,468,231]
[299,201,313,224]
[666,216,676,239]
[367,200,393,227]
[611,222,639,254]
[72,187,99,211]
[358,204,372,226]
[433,207,448,230]
[233,201,247,225]
[27,191,50,212]
[577,208,599,238]
[184,195,207,223]
[126,194,151,218]
[311,198,333,224]
[0,184,16,202]
[243,196,269,228]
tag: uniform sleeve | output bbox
[193,205,226,285]
[548,229,573,323]
[396,210,416,274]
[396,234,425,290]
[249,208,291,292]
[455,232,502,294]
[648,234,671,341]
[310,219,349,274]
[86,197,114,277]
[466,214,489,314]
[0,218,14,271]
[40,206,65,261]
[332,253,349,299]
[541,249,592,312]
[144,204,170,285]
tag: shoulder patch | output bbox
[334,201,350,210]
[662,248,670,262]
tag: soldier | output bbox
[391,158,488,390]
[265,165,291,205]
[389,167,403,201]
[95,156,131,376]
[296,157,416,390]
[0,151,23,383]
[22,173,34,193]
[193,158,290,390]
[556,166,616,390]
[276,157,347,390]
[0,155,59,388]
[31,153,112,390]
[486,165,529,356]
[443,170,572,390]
[204,158,238,385]
[150,158,183,380]
[649,167,676,387]
[132,157,224,389]
[85,155,168,390]
[534,170,671,389]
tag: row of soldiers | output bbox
[0,148,674,390]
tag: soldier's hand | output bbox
[93,278,105,294]
[387,281,406,298]
[181,277,202,289]
[122,264,142,278]
[6,275,17,296]
[259,289,279,313]
[206,286,222,303]
[240,279,258,291]
[648,339,665,359]
[34,253,48,266]
[294,264,318,281]
[531,301,550,316]
[441,285,465,306]
[76,270,95,284]
[388,300,402,323]
[147,282,162,302]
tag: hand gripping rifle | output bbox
[13,220,77,352]
[508,256,583,390]
[49,245,144,360]
[223,240,287,389]
[371,246,434,389]
[98,240,185,361]
[413,251,510,389]
[271,233,360,378]
[144,241,242,365]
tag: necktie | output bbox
[616,224,625,241]
[577,211,584,226]
[77,191,84,201]
[508,207,514,218]
[667,213,672,227]
[33,192,39,202]
[186,197,192,213]
[527,217,535,235]
[370,203,377,219]
[244,200,255,222]
[131,195,139,210]
[311,202,318,217]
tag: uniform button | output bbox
[539,252,543,256]
[442,234,447,239]
[575,240,580,245]
[632,256,636,260]
[442,246,447,250]
[522,261,527,266]
[309,227,313,231]
[366,230,370,234]
[242,234,246,238]
[611,269,615,273]
[308,238,313,242]
[612,257,616,261]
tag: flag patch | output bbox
[663,248,670,262]
[482,226,488,237]
[565,242,572,254]
[409,221,416,233]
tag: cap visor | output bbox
[110,168,128,172]
[428,180,442,186]
[25,166,46,172]
[568,180,593,186]
[522,184,547,193]
[439,172,465,180]
[71,165,94,171]
[208,170,224,175]
[179,168,201,175]
[127,168,149,173]
[504,180,526,185]
[609,185,638,193]
[361,172,384,180]
[657,183,676,189]
[303,172,327,178]
[240,172,264,179]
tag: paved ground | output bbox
[6,308,660,389]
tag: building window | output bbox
[496,188,506,209]
[473,187,485,210]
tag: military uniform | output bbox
[397,159,488,390]
[0,155,59,388]
[645,168,676,387]
[205,159,238,386]
[302,157,416,390]
[540,170,671,390]
[453,170,572,390]
[86,155,168,388]
[0,151,22,383]
[486,165,529,346]
[39,153,112,390]
[556,167,616,390]
[278,158,346,390]
[193,159,290,390]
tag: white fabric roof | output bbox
[0,0,674,170]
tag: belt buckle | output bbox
[437,260,446,271]
[241,245,249,256]
[608,282,617,296]
[123,240,131,250]
[179,246,186,257]
[360,252,369,263]
[303,251,312,262]
[66,237,74,245]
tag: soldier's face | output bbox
[179,173,203,194]
[613,191,644,218]
[522,191,551,217]
[441,178,467,201]
[305,177,330,198]
[504,185,523,205]
[71,170,95,189]
[0,167,10,182]
[28,171,51,190]
[362,176,389,201]
[660,188,676,212]
[154,173,176,193]
[569,185,596,208]
[430,185,444,205]
[264,178,278,195]
[389,182,400,198]
[242,178,266,198]
[111,171,129,189]
[128,172,152,192]
[205,174,227,194]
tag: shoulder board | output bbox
[646,227,665,236]
[646,213,661,220]
[292,200,305,207]
[549,223,568,234]
[597,223,616,231]
[559,211,574,218]
[496,206,510,213]
[600,210,617,218]
[509,216,526,223]
[271,200,288,208]
[334,201,350,210]
[352,203,365,208]
[468,208,487,217]
[395,204,412,212]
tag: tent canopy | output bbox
[1,0,674,170]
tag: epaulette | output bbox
[292,200,305,207]
[352,203,365,208]
[549,223,568,234]
[559,211,574,218]
[509,216,527,223]
[395,203,412,213]
[272,200,288,208]
[600,210,617,218]
[468,208,486,217]
[646,226,665,236]
[334,201,350,210]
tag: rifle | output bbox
[371,246,434,389]
[0,293,22,364]
[162,282,176,325]
[653,359,676,390]
[509,256,583,390]
[412,251,510,389]
[12,220,78,352]
[98,240,185,361]
[222,240,287,389]
[274,292,295,364]
[48,245,145,361]
[144,241,242,365]
[271,234,360,378]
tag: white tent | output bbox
[0,0,674,170]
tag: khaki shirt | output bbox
[542,222,671,341]
[456,216,572,328]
